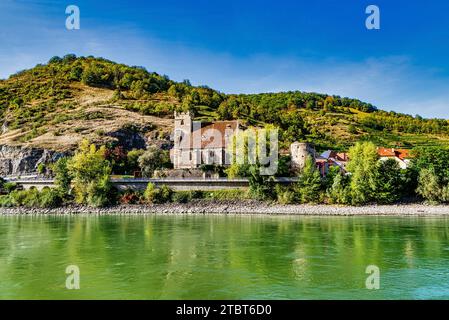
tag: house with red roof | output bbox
[377,147,412,169]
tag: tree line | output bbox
[1,139,449,208]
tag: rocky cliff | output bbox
[0,145,66,176]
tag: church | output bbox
[170,111,240,169]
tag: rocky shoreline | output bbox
[1,200,449,216]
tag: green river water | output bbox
[1,214,449,299]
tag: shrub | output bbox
[3,182,18,194]
[275,186,296,204]
[144,183,173,204]
[119,191,141,204]
[204,189,248,201]
[144,182,158,203]
[39,188,63,208]
[85,174,112,207]
[23,188,41,207]
[159,185,173,203]
[172,191,191,203]
[0,195,14,207]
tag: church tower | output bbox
[173,111,195,169]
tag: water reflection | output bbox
[1,215,449,299]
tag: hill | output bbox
[1,54,449,153]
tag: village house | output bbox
[377,147,411,169]
[316,150,349,175]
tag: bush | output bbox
[0,188,63,208]
[159,185,173,203]
[85,174,113,207]
[204,189,249,201]
[119,191,141,204]
[3,182,18,194]
[23,188,41,207]
[0,195,14,207]
[39,188,63,208]
[172,191,191,203]
[275,186,296,204]
[144,183,173,204]
[144,182,158,203]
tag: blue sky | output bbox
[1,0,449,118]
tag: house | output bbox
[377,147,411,169]
[316,150,349,175]
[290,143,348,176]
[170,111,240,169]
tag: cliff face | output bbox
[0,145,66,176]
[0,127,172,176]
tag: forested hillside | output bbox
[1,54,448,152]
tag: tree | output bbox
[416,168,443,203]
[52,157,72,195]
[412,146,449,203]
[374,158,404,204]
[138,146,171,178]
[327,172,351,204]
[37,163,46,175]
[247,164,276,200]
[127,149,145,173]
[346,141,379,205]
[295,156,322,203]
[48,56,62,64]
[67,140,112,207]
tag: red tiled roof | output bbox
[176,120,239,150]
[377,148,411,159]
[196,121,239,148]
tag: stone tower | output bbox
[172,111,195,169]
[290,142,315,170]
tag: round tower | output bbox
[290,142,315,170]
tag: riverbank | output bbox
[1,200,449,216]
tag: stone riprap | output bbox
[1,200,449,216]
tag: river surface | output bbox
[1,214,449,299]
